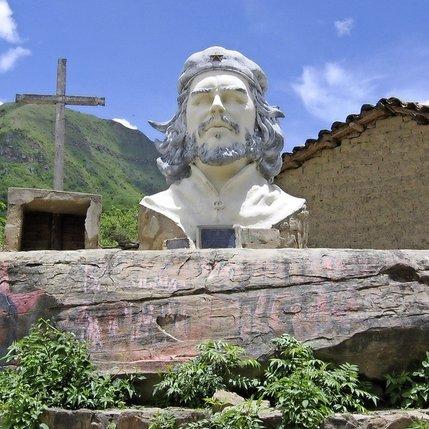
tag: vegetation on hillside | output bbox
[0,102,165,209]
[99,205,139,247]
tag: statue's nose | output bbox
[209,94,225,114]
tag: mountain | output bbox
[0,103,166,208]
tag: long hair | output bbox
[149,80,285,185]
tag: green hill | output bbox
[0,102,165,208]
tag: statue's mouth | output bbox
[207,123,233,131]
[199,116,240,137]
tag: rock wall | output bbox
[322,409,429,429]
[38,407,429,429]
[0,248,428,378]
[276,116,428,249]
[40,407,210,429]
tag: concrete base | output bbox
[4,187,102,251]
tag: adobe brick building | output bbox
[276,98,428,249]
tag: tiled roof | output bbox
[281,97,429,172]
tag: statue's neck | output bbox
[194,158,249,193]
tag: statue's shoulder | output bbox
[269,182,306,208]
[141,187,176,211]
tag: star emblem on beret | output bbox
[209,54,224,63]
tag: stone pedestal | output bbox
[139,205,309,250]
[4,187,102,251]
[0,248,427,379]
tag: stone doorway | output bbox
[21,211,86,250]
[4,188,102,251]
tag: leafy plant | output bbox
[149,410,178,429]
[0,319,138,429]
[386,352,429,409]
[214,400,264,429]
[100,205,138,248]
[261,335,378,429]
[153,340,260,407]
[407,421,429,429]
[185,400,264,429]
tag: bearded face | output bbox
[185,71,257,166]
[184,129,263,166]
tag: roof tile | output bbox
[281,97,429,172]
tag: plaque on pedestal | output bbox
[197,226,235,249]
[163,238,191,250]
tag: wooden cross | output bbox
[16,58,105,191]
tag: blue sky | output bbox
[0,0,428,151]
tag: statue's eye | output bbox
[223,91,246,105]
[193,94,211,106]
[222,93,235,104]
[191,96,203,106]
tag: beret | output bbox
[178,46,267,95]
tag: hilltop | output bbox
[0,103,165,208]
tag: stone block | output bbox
[4,187,101,251]
[163,238,191,250]
[138,205,187,250]
[40,407,210,429]
[212,390,245,409]
[236,227,281,249]
[37,407,429,429]
[0,248,428,379]
[322,409,429,428]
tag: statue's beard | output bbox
[185,131,263,166]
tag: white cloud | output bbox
[0,0,20,43]
[0,46,30,72]
[0,100,3,105]
[334,18,354,37]
[292,62,377,122]
[421,99,429,106]
[112,118,138,130]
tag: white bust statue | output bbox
[140,46,307,249]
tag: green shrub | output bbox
[211,400,264,429]
[0,319,138,429]
[100,205,138,247]
[261,335,378,429]
[407,421,429,429]
[149,410,178,429]
[386,352,429,409]
[153,340,260,407]
[185,400,264,429]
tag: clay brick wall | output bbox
[276,116,428,249]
